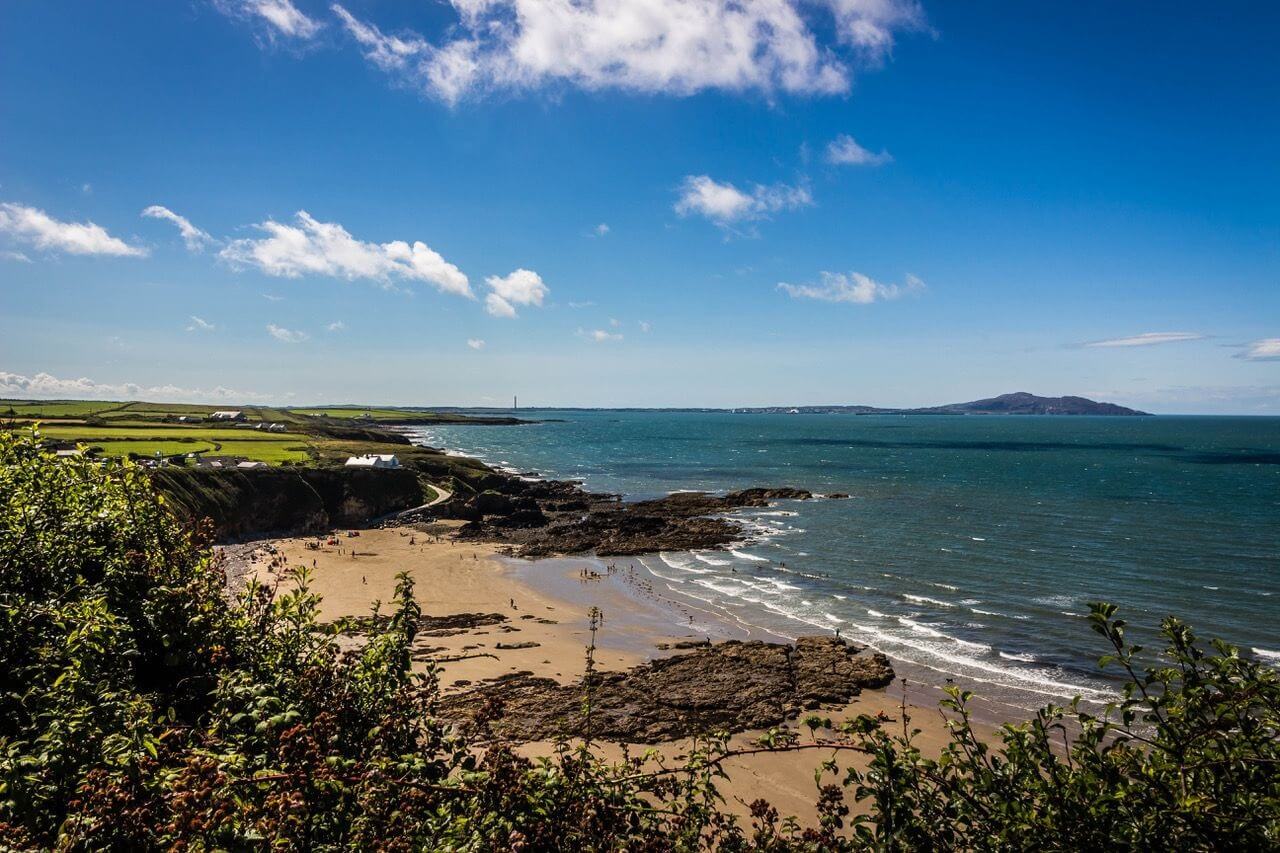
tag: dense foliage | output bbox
[1,429,1276,850]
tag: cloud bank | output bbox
[674,175,812,226]
[221,211,472,297]
[332,0,925,104]
[778,271,924,304]
[0,202,146,257]
[0,368,274,403]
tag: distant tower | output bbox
[513,395,518,411]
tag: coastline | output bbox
[225,524,989,822]
[402,423,1120,723]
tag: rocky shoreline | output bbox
[439,636,894,743]
[407,475,822,557]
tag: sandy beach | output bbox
[229,523,991,822]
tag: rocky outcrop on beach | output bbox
[438,636,893,743]
[441,485,814,557]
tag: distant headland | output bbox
[730,392,1150,416]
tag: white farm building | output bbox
[344,454,400,469]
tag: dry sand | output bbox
[230,524,997,824]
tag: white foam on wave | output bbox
[904,594,956,608]
[1000,651,1038,663]
[693,552,733,567]
[959,598,981,605]
[1253,647,1280,662]
[971,537,986,542]
[658,552,712,574]
[730,549,770,562]
[898,617,945,638]
[867,609,888,618]
[930,582,960,591]
[824,613,845,622]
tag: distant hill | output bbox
[734,393,1149,416]
[911,392,1150,416]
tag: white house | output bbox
[210,410,244,421]
[344,454,400,469]
[236,460,269,470]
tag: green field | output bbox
[36,425,309,443]
[90,440,220,459]
[4,397,504,469]
[1,400,126,418]
[291,407,421,420]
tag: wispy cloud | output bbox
[467,338,485,350]
[1,250,31,263]
[186,315,216,332]
[267,323,309,343]
[0,201,146,257]
[484,268,548,318]
[778,271,924,304]
[221,211,471,297]
[326,321,345,332]
[825,134,892,166]
[142,205,214,251]
[1236,338,1280,361]
[262,293,284,302]
[1084,332,1205,348]
[0,368,275,403]
[593,222,610,237]
[579,327,622,343]
[674,175,812,228]
[568,300,596,309]
[331,0,924,105]
[214,0,321,41]
[638,320,651,333]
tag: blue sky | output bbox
[1,1,1277,412]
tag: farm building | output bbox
[236,460,269,470]
[193,456,249,469]
[344,454,400,469]
[210,410,245,421]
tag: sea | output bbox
[405,411,1279,712]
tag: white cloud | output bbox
[186,315,216,332]
[568,300,596,309]
[81,183,93,195]
[467,338,485,350]
[674,175,812,227]
[1238,338,1280,361]
[215,0,321,40]
[778,271,924,304]
[484,268,549,318]
[638,320,651,333]
[1,250,31,263]
[825,133,892,166]
[262,293,284,302]
[326,321,345,332]
[142,205,214,251]
[1085,332,1205,348]
[0,202,147,257]
[609,318,621,328]
[267,323,309,343]
[579,327,623,343]
[0,368,274,403]
[594,222,610,236]
[331,0,923,104]
[221,211,472,297]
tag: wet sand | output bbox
[228,524,997,823]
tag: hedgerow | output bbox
[1,429,1276,850]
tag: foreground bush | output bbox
[0,429,1276,850]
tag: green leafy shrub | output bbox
[0,428,1276,850]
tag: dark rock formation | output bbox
[439,636,893,743]
[453,486,813,557]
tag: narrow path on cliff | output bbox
[374,482,453,524]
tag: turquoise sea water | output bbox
[408,412,1279,708]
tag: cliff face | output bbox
[152,467,424,540]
